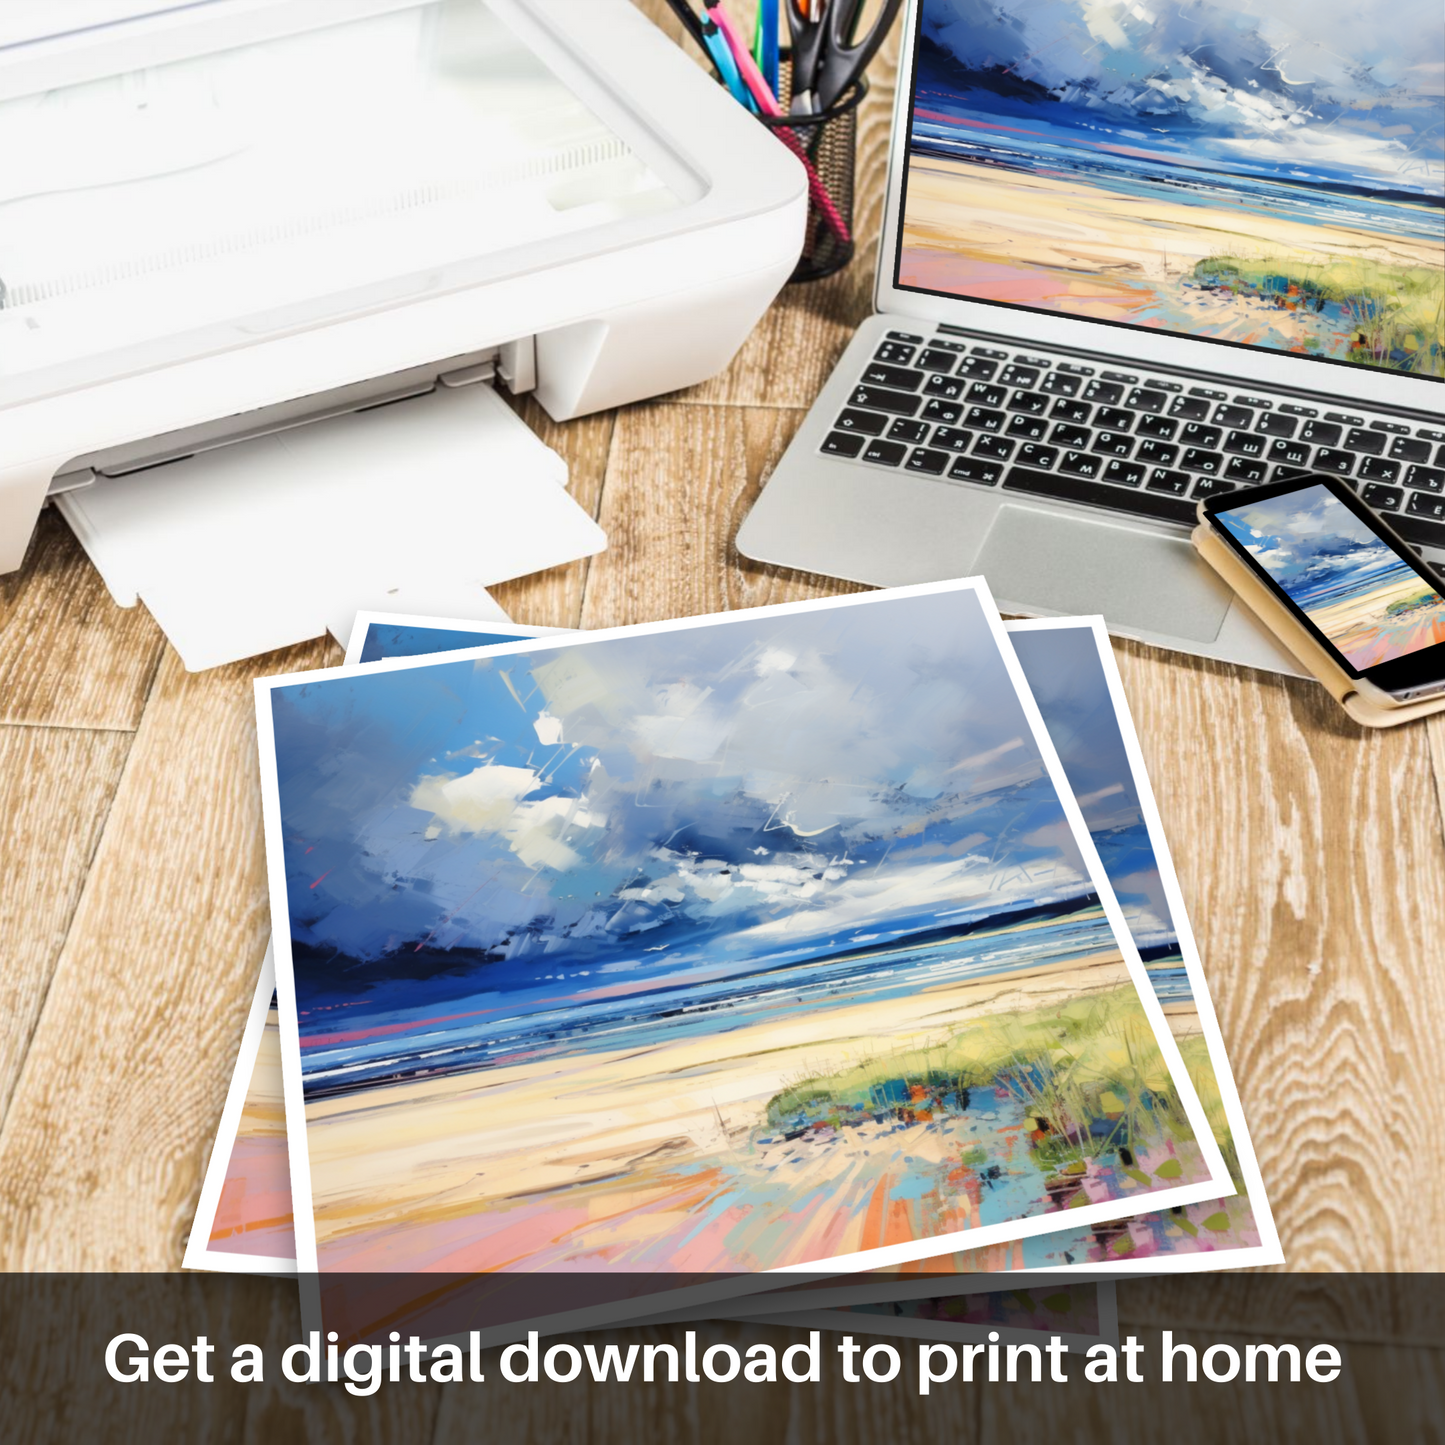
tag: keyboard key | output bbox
[1093,432,1134,457]
[998,364,1040,388]
[923,374,966,400]
[1014,354,1051,368]
[1344,428,1385,455]
[973,435,1015,461]
[1136,440,1179,467]
[860,438,907,466]
[1224,430,1266,458]
[948,457,1003,485]
[1235,394,1272,409]
[1007,390,1050,415]
[957,356,999,380]
[1267,438,1311,468]
[821,431,864,457]
[1060,451,1103,478]
[850,384,921,417]
[887,418,931,444]
[1438,445,1445,466]
[862,362,925,390]
[1408,490,1445,521]
[970,346,1009,359]
[916,347,959,373]
[1057,362,1095,376]
[1188,385,1228,401]
[1272,465,1315,482]
[1101,370,1137,384]
[922,398,962,424]
[967,382,1008,407]
[886,330,924,343]
[1390,436,1432,464]
[906,447,950,476]
[965,406,1006,432]
[1168,395,1211,421]
[1017,444,1059,470]
[1180,423,1222,449]
[1280,404,1319,417]
[1392,513,1445,551]
[1136,414,1178,440]
[931,339,969,352]
[1420,429,1445,443]
[874,342,916,365]
[1359,456,1400,483]
[1257,413,1298,438]
[1192,477,1236,499]
[1003,465,1196,524]
[1361,483,1403,511]
[1040,372,1081,397]
[1325,411,1364,425]
[1300,420,1342,447]
[1406,465,1445,493]
[835,408,889,435]
[1146,468,1191,494]
[930,426,974,452]
[1051,424,1091,450]
[1225,456,1268,483]
[1214,404,1254,429]
[1314,448,1355,476]
[1006,414,1048,441]
[1095,406,1134,432]
[1370,419,1410,435]
[1145,378,1182,393]
[1083,380,1124,405]
[1104,459,1146,487]
[1050,398,1092,424]
[1126,388,1167,413]
[1181,448,1224,474]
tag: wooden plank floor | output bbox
[1,4,1442,1439]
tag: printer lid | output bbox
[0,0,720,412]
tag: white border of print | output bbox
[182,943,294,1278]
[341,612,570,667]
[252,578,1232,1333]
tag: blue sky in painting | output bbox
[1214,482,1438,610]
[271,592,1103,1018]
[917,0,1444,196]
[357,625,524,665]
[1009,627,1178,954]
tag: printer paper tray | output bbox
[57,384,604,671]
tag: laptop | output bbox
[738,0,1444,673]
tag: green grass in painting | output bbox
[1191,254,1445,376]
[766,986,1195,1180]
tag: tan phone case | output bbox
[1192,519,1445,729]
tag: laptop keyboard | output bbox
[821,330,1445,551]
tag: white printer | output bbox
[0,0,806,665]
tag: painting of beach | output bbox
[1215,483,1445,669]
[901,0,1444,375]
[207,999,295,1261]
[263,586,1218,1281]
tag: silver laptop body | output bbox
[738,0,1444,674]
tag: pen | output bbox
[753,0,780,98]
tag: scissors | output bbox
[785,0,903,113]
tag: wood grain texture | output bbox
[0,640,333,1269]
[490,397,614,631]
[983,1321,1432,1445]
[1109,638,1445,1271]
[0,510,165,730]
[0,725,133,1126]
[580,403,866,630]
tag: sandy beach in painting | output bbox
[1307,573,1445,670]
[900,156,1444,361]
[306,945,1208,1274]
[209,1009,296,1258]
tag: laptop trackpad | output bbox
[976,505,1233,643]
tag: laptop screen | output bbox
[894,0,1444,381]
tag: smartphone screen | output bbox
[1204,475,1445,697]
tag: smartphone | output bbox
[1201,473,1445,706]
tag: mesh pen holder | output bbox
[759,66,867,284]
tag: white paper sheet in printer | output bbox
[0,0,806,666]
